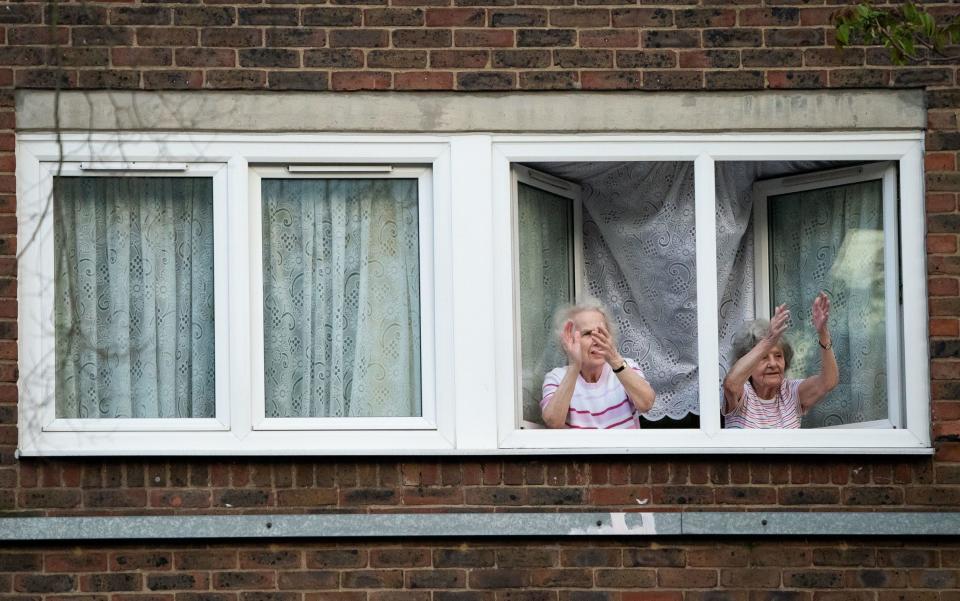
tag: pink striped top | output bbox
[540,359,647,429]
[723,378,804,429]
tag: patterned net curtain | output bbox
[54,177,216,419]
[261,178,421,418]
[769,180,888,427]
[517,183,573,425]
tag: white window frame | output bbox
[753,162,903,430]
[249,165,437,431]
[17,131,929,455]
[18,133,455,455]
[19,158,231,435]
[492,133,929,453]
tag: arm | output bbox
[594,324,655,413]
[542,320,581,429]
[798,292,839,412]
[722,304,790,415]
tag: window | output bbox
[752,162,902,429]
[249,166,436,430]
[18,132,929,455]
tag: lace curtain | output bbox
[54,177,215,419]
[769,180,888,427]
[261,178,421,418]
[517,183,574,424]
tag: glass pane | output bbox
[769,179,887,427]
[54,177,216,419]
[518,182,573,425]
[520,162,700,430]
[261,178,421,418]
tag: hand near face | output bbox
[561,319,583,368]
[593,323,623,368]
[765,303,790,345]
[812,291,831,335]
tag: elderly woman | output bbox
[541,299,656,429]
[722,292,839,429]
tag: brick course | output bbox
[1,542,959,597]
[2,0,960,596]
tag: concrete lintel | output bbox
[2,512,958,541]
[0,512,677,541]
[681,511,960,536]
[16,90,925,133]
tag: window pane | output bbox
[519,162,700,430]
[770,179,888,427]
[261,178,421,418]
[54,177,216,419]
[518,182,574,425]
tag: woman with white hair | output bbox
[722,292,839,429]
[540,298,656,429]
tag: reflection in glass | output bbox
[261,178,421,418]
[518,182,574,425]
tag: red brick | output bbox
[580,29,638,48]
[45,553,108,573]
[928,234,958,255]
[455,29,514,48]
[927,152,957,172]
[927,193,957,214]
[549,9,609,28]
[426,8,485,27]
[930,277,960,297]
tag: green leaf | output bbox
[837,23,850,46]
[920,12,935,37]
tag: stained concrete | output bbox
[17,90,925,133]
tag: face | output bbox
[572,310,608,369]
[749,345,786,394]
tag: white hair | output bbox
[552,296,617,348]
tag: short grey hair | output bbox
[552,296,617,348]
[731,318,793,371]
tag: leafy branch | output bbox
[834,2,960,65]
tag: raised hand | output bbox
[812,291,830,335]
[593,323,623,368]
[765,304,790,344]
[561,319,583,368]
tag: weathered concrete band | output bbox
[17,90,925,133]
[1,512,957,541]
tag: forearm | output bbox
[799,330,839,410]
[722,339,773,412]
[542,367,578,428]
[618,368,655,413]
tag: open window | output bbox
[752,163,901,429]
[494,136,928,452]
[512,165,582,429]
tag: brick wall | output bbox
[3,541,960,600]
[2,0,960,596]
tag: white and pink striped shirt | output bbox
[723,378,804,429]
[540,359,647,429]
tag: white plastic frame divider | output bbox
[17,132,929,456]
